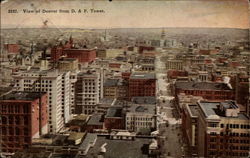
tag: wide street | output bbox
[155,52,185,158]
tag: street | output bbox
[155,53,185,158]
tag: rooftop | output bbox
[175,81,232,91]
[68,132,86,141]
[0,91,46,101]
[87,114,103,126]
[104,78,119,87]
[198,101,249,120]
[99,98,116,105]
[130,73,156,79]
[87,136,152,158]
[128,104,155,115]
[187,104,199,118]
[59,58,77,62]
[106,107,123,118]
[132,96,156,105]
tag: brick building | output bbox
[51,45,63,62]
[104,107,125,131]
[0,92,48,154]
[182,101,250,157]
[50,36,74,62]
[63,49,96,63]
[4,44,20,54]
[138,46,155,54]
[128,73,156,100]
[174,81,235,101]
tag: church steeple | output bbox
[69,35,73,44]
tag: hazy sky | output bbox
[1,0,249,29]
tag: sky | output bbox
[1,0,249,29]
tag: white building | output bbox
[126,104,156,133]
[75,70,102,114]
[12,69,71,133]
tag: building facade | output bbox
[63,49,96,63]
[13,69,71,133]
[183,101,250,157]
[0,92,48,154]
[128,73,156,100]
[174,81,235,101]
[126,104,156,133]
[75,71,101,114]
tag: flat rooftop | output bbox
[128,104,155,115]
[104,78,119,87]
[198,101,249,120]
[87,114,103,126]
[130,73,156,79]
[175,81,231,91]
[87,136,152,158]
[99,98,115,105]
[106,107,123,118]
[132,96,156,105]
[187,104,199,118]
[0,91,46,101]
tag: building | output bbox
[96,49,107,59]
[96,98,116,114]
[176,93,203,114]
[128,73,156,100]
[174,81,235,101]
[75,70,101,114]
[138,46,155,54]
[182,101,250,157]
[58,58,79,71]
[4,44,20,54]
[126,104,156,133]
[104,107,125,131]
[85,114,104,132]
[182,104,199,156]
[63,49,96,63]
[166,59,184,70]
[51,45,63,62]
[13,69,71,133]
[0,92,48,154]
[103,79,128,99]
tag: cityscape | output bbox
[1,0,250,158]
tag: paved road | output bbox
[155,53,185,158]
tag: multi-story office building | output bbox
[0,92,48,154]
[57,58,79,114]
[128,73,156,100]
[75,70,101,114]
[182,101,250,157]
[12,69,71,133]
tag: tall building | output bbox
[128,73,156,100]
[0,92,48,154]
[57,58,79,114]
[182,101,250,157]
[12,69,71,133]
[75,70,102,114]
